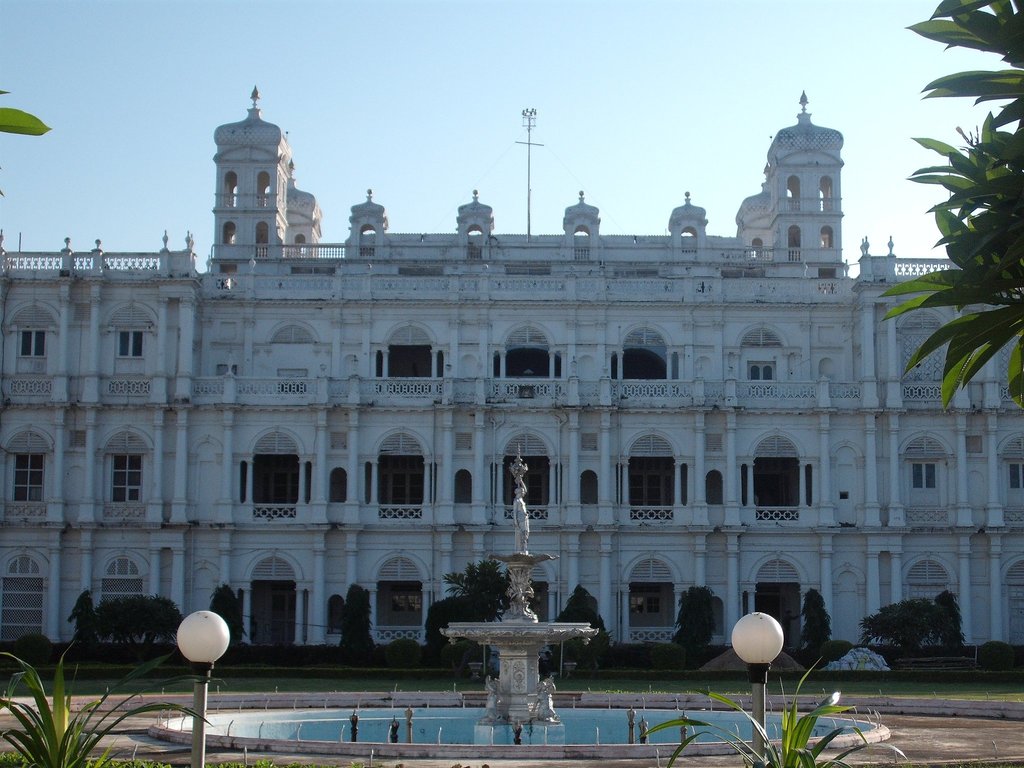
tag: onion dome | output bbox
[736,179,771,229]
[214,87,285,148]
[287,162,317,217]
[769,92,843,155]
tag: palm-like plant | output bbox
[648,670,904,768]
[0,652,193,768]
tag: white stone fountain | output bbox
[442,452,597,742]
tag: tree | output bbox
[94,595,182,660]
[442,559,510,621]
[209,584,244,645]
[884,1,1024,406]
[935,589,966,650]
[338,583,374,664]
[555,585,609,669]
[672,585,715,659]
[67,590,98,648]
[799,588,832,653]
[859,598,947,655]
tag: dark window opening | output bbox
[329,468,347,503]
[253,454,299,504]
[506,348,548,377]
[753,456,799,507]
[580,470,598,504]
[389,345,431,377]
[628,456,674,505]
[454,469,472,503]
[503,455,550,506]
[378,455,425,505]
[706,470,723,505]
[14,454,43,502]
[622,348,667,380]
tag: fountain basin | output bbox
[151,701,888,760]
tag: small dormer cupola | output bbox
[562,191,600,261]
[668,191,708,252]
[457,190,493,259]
[347,189,388,256]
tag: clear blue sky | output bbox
[0,0,997,264]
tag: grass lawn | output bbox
[56,672,1024,701]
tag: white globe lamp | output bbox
[731,612,785,759]
[177,611,231,768]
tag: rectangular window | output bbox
[19,330,45,357]
[390,593,422,612]
[912,462,936,489]
[1011,463,1024,490]
[111,455,142,502]
[13,454,43,502]
[748,362,774,381]
[117,330,143,358]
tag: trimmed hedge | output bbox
[978,641,1015,671]
[650,642,686,670]
[385,638,422,668]
[819,639,854,663]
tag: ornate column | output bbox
[148,410,165,524]
[47,543,61,640]
[170,544,185,610]
[171,410,189,524]
[887,413,904,526]
[863,413,881,526]
[81,410,98,524]
[48,410,66,524]
[175,297,195,398]
[959,535,973,643]
[312,410,328,523]
[986,412,1004,527]
[726,533,740,630]
[724,411,739,525]
[819,535,834,614]
[990,534,1003,641]
[598,534,613,635]
[955,413,972,527]
[310,537,326,644]
[890,547,903,604]
[818,413,835,525]
[218,410,234,524]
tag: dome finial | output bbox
[579,190,585,202]
[473,189,479,201]
[366,188,373,200]
[799,90,809,113]
[250,85,261,109]
[685,191,691,203]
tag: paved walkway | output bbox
[8,694,1024,767]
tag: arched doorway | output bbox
[250,556,296,644]
[753,558,801,648]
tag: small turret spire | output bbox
[250,85,261,109]
[799,90,809,113]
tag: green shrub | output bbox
[978,640,1015,671]
[384,638,423,668]
[11,633,52,666]
[819,639,854,663]
[649,642,686,670]
[440,639,479,672]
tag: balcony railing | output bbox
[504,506,548,521]
[905,507,950,526]
[3,502,46,523]
[629,506,674,522]
[103,503,145,522]
[374,627,425,643]
[755,506,800,522]
[252,504,297,520]
[378,505,423,520]
[628,627,674,643]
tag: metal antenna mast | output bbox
[516,108,542,241]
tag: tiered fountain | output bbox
[442,452,598,744]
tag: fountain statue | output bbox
[442,451,598,742]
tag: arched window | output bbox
[378,433,425,509]
[360,224,376,258]
[454,469,472,503]
[819,176,834,210]
[786,176,801,209]
[223,171,238,207]
[787,225,801,248]
[751,237,763,248]
[294,234,306,244]
[820,226,834,248]
[622,327,667,380]
[467,226,483,259]
[257,171,271,206]
[327,594,344,633]
[100,556,143,603]
[579,470,598,504]
[753,435,800,508]
[573,227,590,260]
[506,326,550,378]
[329,468,347,503]
[255,221,269,245]
[1,555,43,640]
[705,470,723,505]
[906,558,950,599]
[222,221,236,245]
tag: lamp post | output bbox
[731,611,784,759]
[177,610,231,768]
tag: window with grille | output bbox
[112,455,142,501]
[19,330,45,357]
[13,454,43,501]
[1,557,43,641]
[117,330,143,358]
[100,557,143,602]
[912,462,936,489]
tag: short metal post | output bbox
[748,662,770,758]
[191,663,213,768]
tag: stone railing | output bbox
[903,383,942,401]
[614,381,692,402]
[737,381,816,401]
[906,507,949,526]
[3,502,46,523]
[755,507,801,522]
[1004,508,1024,527]
[252,505,297,520]
[629,506,674,522]
[504,506,549,521]
[4,376,52,400]
[489,380,566,403]
[374,627,425,643]
[105,376,151,397]
[378,505,423,520]
[103,503,146,522]
[363,379,441,400]
[628,627,675,643]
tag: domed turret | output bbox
[285,161,322,245]
[668,192,708,252]
[456,190,493,237]
[212,88,293,255]
[562,191,600,260]
[763,93,844,270]
[736,170,773,248]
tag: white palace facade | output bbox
[1,93,1023,648]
